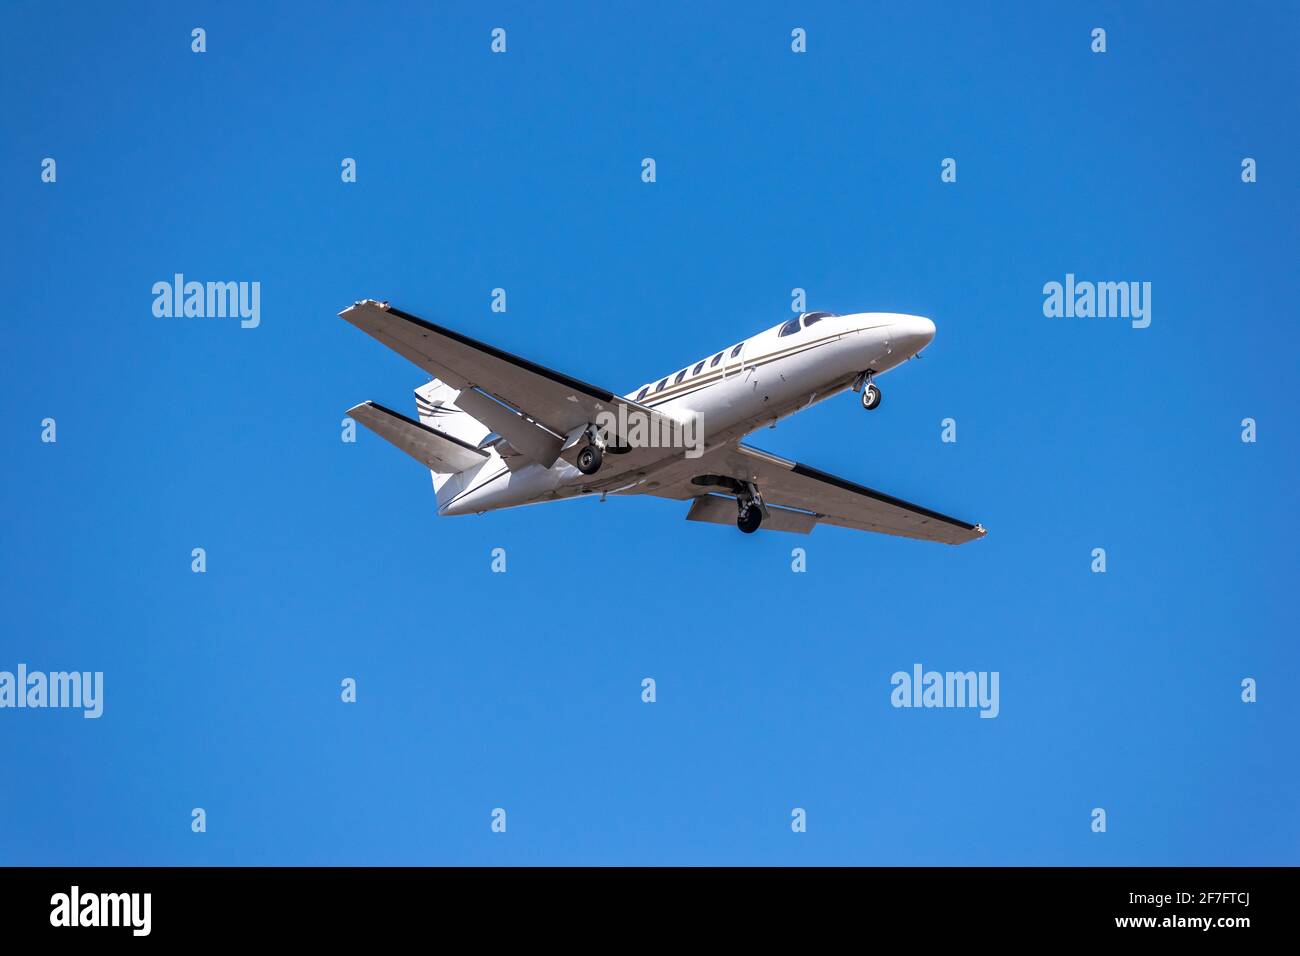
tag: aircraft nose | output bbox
[891,315,935,356]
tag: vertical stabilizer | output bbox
[414,380,493,449]
[413,380,494,510]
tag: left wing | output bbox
[644,443,986,544]
[340,300,683,470]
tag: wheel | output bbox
[737,503,763,534]
[576,444,603,475]
[861,383,882,410]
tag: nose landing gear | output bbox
[854,370,882,411]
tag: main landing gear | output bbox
[736,481,766,534]
[576,444,603,475]
[855,371,882,411]
[689,475,769,534]
[576,423,607,475]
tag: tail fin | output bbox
[414,380,492,449]
[411,381,494,512]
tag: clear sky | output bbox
[2,1,1296,865]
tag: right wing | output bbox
[646,443,986,544]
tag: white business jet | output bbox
[342,301,985,543]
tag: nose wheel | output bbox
[853,371,882,411]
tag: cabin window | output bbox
[674,369,687,384]
[655,377,668,392]
[693,361,705,375]
[778,318,801,337]
[636,387,649,400]
[710,352,724,367]
[730,343,743,357]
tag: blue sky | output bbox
[2,1,1296,865]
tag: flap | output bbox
[685,493,817,534]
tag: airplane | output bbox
[340,300,986,543]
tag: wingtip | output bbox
[338,298,391,319]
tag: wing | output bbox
[340,300,682,470]
[643,443,986,544]
[346,401,488,473]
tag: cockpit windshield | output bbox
[777,312,840,337]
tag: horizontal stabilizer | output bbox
[686,494,816,534]
[347,401,488,474]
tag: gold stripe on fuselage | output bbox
[631,329,865,408]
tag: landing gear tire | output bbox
[861,383,882,411]
[576,444,603,475]
[737,503,763,534]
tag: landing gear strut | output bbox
[736,481,767,534]
[575,423,607,475]
[854,371,882,411]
